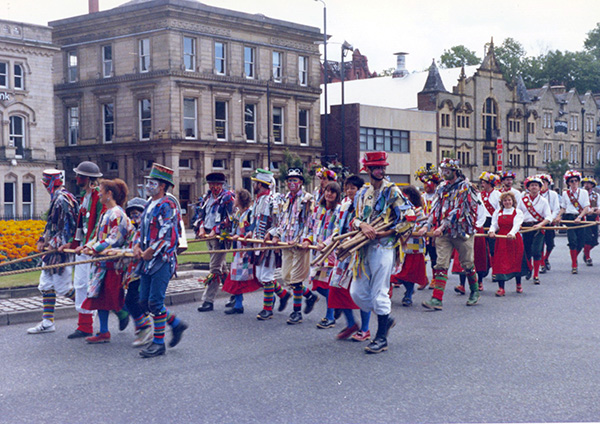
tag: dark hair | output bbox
[401,185,422,208]
[236,189,252,210]
[344,175,364,190]
[101,178,128,207]
[320,182,342,207]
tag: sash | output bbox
[521,195,545,222]
[481,191,496,216]
[567,189,584,213]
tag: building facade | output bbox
[51,0,323,219]
[0,20,59,219]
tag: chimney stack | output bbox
[392,52,409,78]
[89,0,99,13]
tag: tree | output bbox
[278,149,312,185]
[546,159,569,190]
[375,67,395,77]
[584,22,600,60]
[495,38,527,84]
[439,45,481,68]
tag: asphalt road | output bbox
[1,236,600,423]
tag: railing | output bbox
[0,215,44,221]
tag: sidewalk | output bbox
[0,270,211,326]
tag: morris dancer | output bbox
[313,167,337,208]
[557,170,590,274]
[28,169,79,334]
[582,177,599,266]
[350,151,415,354]
[195,172,235,312]
[500,171,521,203]
[539,174,560,273]
[134,164,187,358]
[267,168,318,325]
[419,158,480,310]
[517,176,551,284]
[415,165,440,290]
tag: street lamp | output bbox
[315,0,328,164]
[341,40,354,167]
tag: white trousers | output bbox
[73,254,94,314]
[38,265,73,296]
[254,253,275,284]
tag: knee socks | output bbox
[360,310,371,333]
[133,313,151,331]
[274,281,288,298]
[263,281,275,311]
[342,309,356,327]
[570,249,579,268]
[42,290,56,322]
[166,309,180,329]
[533,259,542,278]
[77,313,94,334]
[431,270,448,301]
[153,307,167,344]
[292,285,303,312]
[98,310,109,334]
[466,269,477,292]
[584,245,592,260]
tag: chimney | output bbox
[392,52,409,78]
[550,85,566,95]
[89,0,99,13]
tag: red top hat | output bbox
[360,151,389,171]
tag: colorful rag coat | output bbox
[135,195,181,276]
[86,206,132,298]
[228,207,255,282]
[329,197,356,289]
[250,190,279,266]
[121,224,141,290]
[427,176,479,238]
[305,203,340,282]
[270,189,314,243]
[71,187,104,248]
[39,186,79,274]
[194,189,234,246]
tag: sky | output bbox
[3,0,600,73]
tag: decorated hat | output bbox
[582,176,597,187]
[41,169,63,185]
[144,163,174,186]
[206,172,226,184]
[415,165,441,184]
[439,157,460,170]
[126,197,147,213]
[73,161,103,178]
[286,167,305,182]
[360,152,389,171]
[316,167,338,181]
[538,173,554,185]
[479,171,500,186]
[524,175,543,188]
[564,169,582,184]
[501,171,516,180]
[251,168,275,186]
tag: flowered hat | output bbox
[286,167,305,182]
[582,176,597,187]
[251,168,275,186]
[479,171,500,186]
[415,165,441,184]
[501,171,516,180]
[564,169,582,184]
[439,157,460,170]
[144,163,174,186]
[206,172,226,184]
[524,175,543,188]
[538,173,554,186]
[316,167,338,181]
[360,151,389,171]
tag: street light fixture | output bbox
[314,0,328,165]
[341,40,354,168]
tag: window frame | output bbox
[14,64,23,89]
[215,100,228,141]
[102,103,114,144]
[0,62,7,88]
[183,36,196,72]
[9,115,25,158]
[183,97,197,140]
[215,42,226,75]
[139,39,150,73]
[139,98,152,140]
[298,55,308,86]
[244,103,256,142]
[272,51,283,82]
[244,46,255,79]
[272,106,284,144]
[3,182,15,219]
[67,51,78,83]
[22,182,33,219]
[102,45,113,78]
[298,108,309,146]
[67,106,79,146]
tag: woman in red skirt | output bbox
[488,191,526,296]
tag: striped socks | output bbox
[64,288,75,301]
[42,291,56,322]
[274,281,288,298]
[431,270,448,301]
[133,313,151,331]
[153,307,167,344]
[166,309,181,329]
[263,282,275,311]
[292,285,303,312]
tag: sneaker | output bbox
[422,298,443,310]
[304,293,319,314]
[336,324,359,340]
[454,285,466,295]
[287,311,303,325]
[277,292,291,312]
[85,332,111,344]
[256,309,274,320]
[351,330,371,342]
[466,290,480,306]
[586,258,593,266]
[495,288,505,297]
[516,284,523,293]
[132,326,153,347]
[316,318,336,329]
[533,277,541,285]
[27,319,55,334]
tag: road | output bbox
[1,236,599,423]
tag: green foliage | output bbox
[494,38,527,85]
[546,159,570,189]
[584,22,600,59]
[440,45,481,68]
[278,149,312,185]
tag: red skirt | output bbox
[492,234,526,281]
[328,285,359,309]
[222,275,262,295]
[82,269,124,311]
[391,253,427,286]
[312,279,330,291]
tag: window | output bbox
[482,97,498,141]
[509,153,520,167]
[67,107,79,146]
[10,116,24,157]
[543,143,552,163]
[179,158,191,169]
[298,55,308,86]
[586,146,594,165]
[139,99,151,140]
[569,145,578,164]
[298,109,309,145]
[527,154,535,167]
[14,64,23,89]
[359,127,409,153]
[441,150,452,159]
[183,97,197,139]
[509,119,521,133]
[272,51,283,81]
[215,42,226,75]
[22,182,33,219]
[183,37,196,71]
[0,62,6,87]
[244,103,256,142]
[426,140,432,152]
[456,114,470,129]
[528,121,535,134]
[458,151,470,166]
[215,100,228,140]
[102,45,112,78]
[244,47,255,78]
[483,152,490,167]
[586,116,595,133]
[272,106,283,143]
[103,103,114,143]
[440,113,451,128]
[4,183,15,218]
[142,159,154,170]
[242,160,254,170]
[543,111,552,129]
[67,51,78,82]
[109,161,118,170]
[569,115,579,131]
[212,159,226,169]
[270,161,279,170]
[558,144,564,160]
[139,39,150,73]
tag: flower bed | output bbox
[0,220,45,270]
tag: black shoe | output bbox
[545,260,551,271]
[365,336,388,354]
[257,309,273,320]
[225,295,236,308]
[526,269,532,280]
[278,292,291,312]
[67,329,92,339]
[118,313,130,331]
[304,293,319,314]
[139,342,166,358]
[287,311,303,325]
[169,321,188,348]
[334,309,342,320]
[224,307,244,315]
[197,301,214,312]
[586,258,593,266]
[316,318,336,329]
[386,316,396,338]
[540,265,547,274]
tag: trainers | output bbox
[516,284,523,293]
[466,290,480,306]
[351,330,371,342]
[85,332,111,344]
[533,276,541,285]
[454,285,465,295]
[336,324,359,340]
[495,288,505,297]
[304,293,319,314]
[132,326,153,347]
[27,319,55,334]
[287,311,303,325]
[586,258,593,266]
[256,309,274,320]
[422,298,443,310]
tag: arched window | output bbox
[9,116,25,157]
[482,97,498,141]
[14,64,23,89]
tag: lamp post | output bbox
[267,78,272,171]
[341,40,354,168]
[314,0,328,165]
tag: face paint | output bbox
[145,179,160,196]
[287,178,302,192]
[76,175,88,188]
[369,166,385,181]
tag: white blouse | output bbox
[489,207,524,237]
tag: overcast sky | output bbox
[3,0,600,73]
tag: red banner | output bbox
[496,138,503,172]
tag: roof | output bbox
[321,65,478,113]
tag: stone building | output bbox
[50,0,323,219]
[0,20,60,219]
